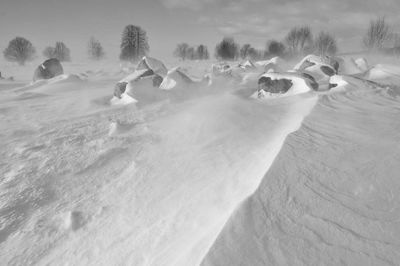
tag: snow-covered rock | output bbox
[355,57,369,72]
[294,54,339,72]
[113,56,169,103]
[363,64,400,84]
[255,72,316,98]
[255,57,284,72]
[239,60,256,69]
[334,57,366,75]
[136,56,168,78]
[159,67,196,90]
[293,55,338,90]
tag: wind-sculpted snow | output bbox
[202,82,400,266]
[0,60,318,265]
[1,56,400,266]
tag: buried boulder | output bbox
[255,56,285,72]
[33,58,64,82]
[113,82,128,98]
[258,76,292,94]
[354,57,369,72]
[136,56,168,78]
[239,60,256,69]
[113,57,166,100]
[212,63,233,76]
[159,67,210,90]
[293,55,338,90]
[256,72,317,98]
[294,54,339,72]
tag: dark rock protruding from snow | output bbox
[256,72,316,98]
[114,82,128,98]
[136,56,168,78]
[320,65,336,77]
[33,58,64,81]
[296,60,316,71]
[300,73,319,90]
[152,75,163,87]
[295,54,338,73]
[258,76,293,94]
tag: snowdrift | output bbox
[1,54,400,266]
[256,56,285,72]
[202,82,400,266]
[112,57,212,105]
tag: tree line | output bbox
[173,43,209,60]
[2,24,147,65]
[176,16,400,61]
[209,27,337,61]
[3,17,400,65]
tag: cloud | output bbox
[162,0,400,50]
[159,0,261,10]
[159,0,217,10]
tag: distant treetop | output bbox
[120,25,149,62]
[3,37,36,65]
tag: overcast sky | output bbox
[1,0,400,61]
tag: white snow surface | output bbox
[1,57,400,266]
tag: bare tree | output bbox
[3,37,36,65]
[267,40,286,57]
[186,47,196,60]
[88,37,105,60]
[215,37,239,60]
[390,33,400,56]
[285,26,313,55]
[54,42,71,61]
[43,46,55,58]
[248,48,262,60]
[196,44,209,60]
[314,32,338,56]
[363,17,391,51]
[174,44,209,60]
[240,44,252,59]
[173,43,190,60]
[43,42,71,61]
[120,25,149,62]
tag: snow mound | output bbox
[110,93,137,105]
[118,69,152,84]
[334,57,366,75]
[294,54,339,72]
[239,60,256,69]
[15,74,84,93]
[203,82,400,266]
[255,57,284,72]
[363,64,400,84]
[112,57,169,104]
[159,67,195,90]
[355,57,369,72]
[136,56,168,78]
[292,55,340,91]
[211,63,234,77]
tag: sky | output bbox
[1,0,400,62]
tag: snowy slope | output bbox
[202,82,400,266]
[1,57,400,266]
[0,62,316,265]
